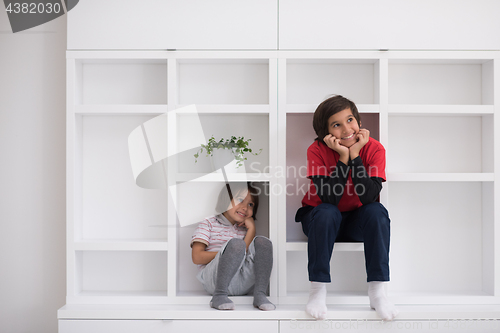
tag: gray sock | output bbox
[210,238,246,310]
[252,237,275,311]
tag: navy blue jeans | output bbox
[300,202,390,283]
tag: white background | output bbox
[0,8,66,333]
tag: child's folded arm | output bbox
[350,156,383,204]
[243,222,256,250]
[311,160,350,206]
[191,241,218,265]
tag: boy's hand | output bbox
[349,128,370,160]
[324,134,349,164]
[238,216,255,230]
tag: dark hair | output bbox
[215,182,259,219]
[312,95,361,142]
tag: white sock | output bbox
[305,282,328,320]
[368,281,399,321]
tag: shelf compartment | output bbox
[76,59,168,105]
[388,114,493,173]
[178,59,269,105]
[286,242,363,252]
[286,59,379,105]
[388,182,492,297]
[75,115,168,241]
[388,59,494,105]
[175,181,270,296]
[75,251,168,297]
[285,113,380,243]
[176,114,269,174]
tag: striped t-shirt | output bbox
[191,214,247,253]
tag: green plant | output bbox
[194,135,262,168]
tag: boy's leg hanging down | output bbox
[352,202,398,321]
[301,203,343,320]
[252,236,275,310]
[210,238,246,310]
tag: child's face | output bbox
[223,190,255,225]
[327,108,360,148]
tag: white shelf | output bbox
[387,173,494,182]
[388,105,495,115]
[74,104,271,115]
[285,104,379,113]
[286,242,363,252]
[174,104,271,114]
[58,303,500,320]
[175,173,271,182]
[282,291,500,306]
[75,105,169,115]
[74,240,168,251]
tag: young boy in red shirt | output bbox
[296,95,398,321]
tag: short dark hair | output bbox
[215,182,259,219]
[312,95,361,142]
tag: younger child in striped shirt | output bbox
[191,182,275,311]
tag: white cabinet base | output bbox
[58,305,500,333]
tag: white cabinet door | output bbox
[59,320,278,333]
[279,0,500,50]
[67,0,277,50]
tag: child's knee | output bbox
[362,203,390,229]
[364,202,389,219]
[254,236,272,252]
[224,238,246,254]
[314,203,342,221]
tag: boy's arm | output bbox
[311,159,350,206]
[239,217,256,250]
[191,241,218,265]
[350,156,383,204]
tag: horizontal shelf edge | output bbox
[58,303,500,320]
[286,104,379,113]
[74,105,168,115]
[388,105,494,115]
[175,104,271,113]
[74,105,272,115]
[387,173,494,182]
[67,50,279,59]
[74,241,169,251]
[175,173,272,182]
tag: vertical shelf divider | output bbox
[268,57,279,299]
[167,57,177,298]
[277,57,288,299]
[493,58,500,296]
[377,57,389,207]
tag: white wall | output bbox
[0,9,66,333]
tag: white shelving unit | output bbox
[277,51,500,306]
[61,50,500,328]
[65,51,278,306]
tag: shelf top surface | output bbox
[58,304,500,320]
